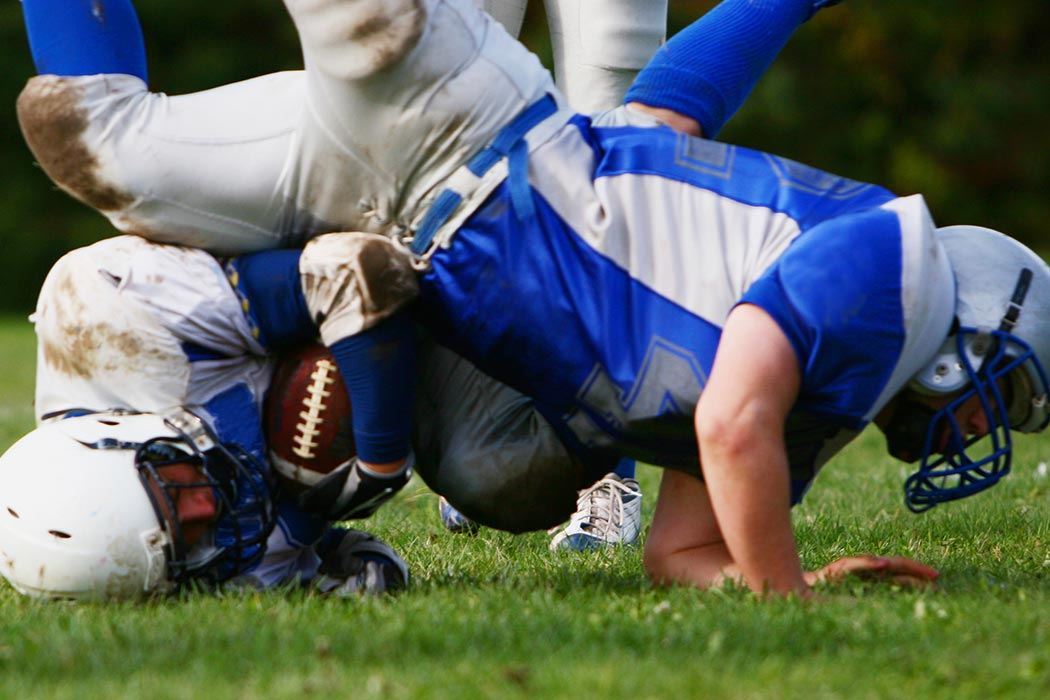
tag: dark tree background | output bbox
[0,1,1047,312]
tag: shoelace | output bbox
[574,477,639,536]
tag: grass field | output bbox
[0,314,1048,699]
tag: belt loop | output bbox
[410,189,463,256]
[406,94,559,260]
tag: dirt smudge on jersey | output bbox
[38,261,171,380]
[17,76,134,213]
[41,321,148,381]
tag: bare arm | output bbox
[694,304,806,595]
[645,304,939,596]
[643,303,802,594]
[643,468,741,588]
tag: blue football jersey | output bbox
[418,117,955,502]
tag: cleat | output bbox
[549,473,642,551]
[438,495,480,534]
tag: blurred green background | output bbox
[0,1,1047,313]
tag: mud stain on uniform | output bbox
[355,1,426,74]
[300,269,354,329]
[39,261,171,380]
[41,322,147,380]
[349,11,395,39]
[357,238,418,314]
[17,76,133,212]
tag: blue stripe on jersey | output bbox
[204,383,267,465]
[591,127,897,230]
[275,497,326,549]
[204,383,269,578]
[419,182,724,471]
[740,205,906,426]
[181,341,230,363]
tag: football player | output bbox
[0,237,412,599]
[17,0,826,550]
[446,0,670,547]
[23,0,1030,597]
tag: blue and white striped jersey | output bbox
[418,116,956,501]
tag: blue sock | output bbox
[22,0,148,81]
[329,314,416,465]
[230,248,415,465]
[613,458,636,480]
[625,0,812,138]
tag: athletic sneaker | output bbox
[438,495,480,534]
[549,473,643,551]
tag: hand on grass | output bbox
[804,555,939,589]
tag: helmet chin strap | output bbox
[999,268,1033,334]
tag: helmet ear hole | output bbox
[6,508,18,519]
[48,530,72,539]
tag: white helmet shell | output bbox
[911,225,1050,432]
[0,413,177,600]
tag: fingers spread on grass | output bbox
[807,554,939,590]
[879,556,939,582]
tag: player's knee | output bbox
[286,0,427,78]
[299,232,419,343]
[17,75,135,213]
[642,537,673,586]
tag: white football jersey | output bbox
[34,236,272,422]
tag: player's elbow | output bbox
[695,405,772,467]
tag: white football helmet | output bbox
[896,226,1050,511]
[0,410,273,600]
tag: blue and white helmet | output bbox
[902,226,1050,511]
[0,410,275,599]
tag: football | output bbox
[264,343,355,492]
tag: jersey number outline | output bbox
[563,336,706,448]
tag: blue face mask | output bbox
[132,414,276,586]
[902,328,1045,512]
